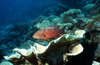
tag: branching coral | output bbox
[60,9,82,23]
[34,19,54,29]
[60,9,87,30]
[85,19,94,31]
[3,30,85,65]
[85,19,100,60]
[85,17,100,32]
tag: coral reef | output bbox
[3,30,85,65]
[34,19,54,29]
[90,0,100,16]
[0,0,100,64]
[60,9,82,23]
[0,22,33,62]
[94,43,100,59]
[92,14,100,22]
[0,61,13,65]
[92,61,100,65]
[20,40,34,49]
[85,19,100,62]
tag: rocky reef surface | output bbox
[0,0,100,65]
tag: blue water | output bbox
[0,0,59,30]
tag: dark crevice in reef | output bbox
[67,38,98,65]
[0,51,3,63]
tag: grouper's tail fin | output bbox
[59,25,66,33]
[61,26,66,33]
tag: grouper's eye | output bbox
[42,34,46,38]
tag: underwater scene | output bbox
[0,0,100,65]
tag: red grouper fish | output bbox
[33,26,66,40]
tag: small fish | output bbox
[33,26,66,40]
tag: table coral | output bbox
[92,61,100,65]
[3,30,85,65]
[0,61,13,65]
[90,0,100,16]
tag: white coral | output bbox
[3,30,85,65]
